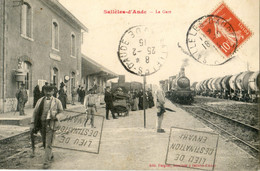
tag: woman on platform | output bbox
[58,84,67,109]
[132,90,139,111]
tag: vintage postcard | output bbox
[0,0,259,170]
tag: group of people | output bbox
[104,87,156,120]
[129,89,154,111]
[28,83,167,169]
[76,86,86,104]
[33,82,67,110]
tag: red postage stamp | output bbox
[200,2,252,57]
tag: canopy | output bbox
[82,54,118,80]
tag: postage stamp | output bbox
[53,114,105,154]
[207,2,252,54]
[118,25,168,76]
[165,127,219,171]
[186,2,252,66]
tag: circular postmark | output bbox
[186,15,237,66]
[118,25,168,76]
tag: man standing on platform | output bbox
[41,82,49,97]
[16,83,28,115]
[104,86,118,120]
[156,88,166,133]
[30,85,63,169]
[52,83,58,98]
[77,85,81,102]
[71,86,77,105]
[83,88,98,128]
[79,87,85,104]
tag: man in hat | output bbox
[156,88,166,133]
[77,85,81,102]
[41,82,49,97]
[30,85,63,169]
[71,86,77,105]
[52,83,58,98]
[16,83,28,115]
[104,86,117,120]
[79,87,85,104]
[83,88,98,128]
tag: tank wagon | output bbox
[193,71,259,102]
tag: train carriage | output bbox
[221,75,232,99]
[235,71,254,101]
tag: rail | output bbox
[194,104,260,132]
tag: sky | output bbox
[59,0,259,85]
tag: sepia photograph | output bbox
[0,0,259,170]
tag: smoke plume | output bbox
[181,58,189,68]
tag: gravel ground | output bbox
[194,96,259,127]
[178,96,259,158]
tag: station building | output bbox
[0,0,87,113]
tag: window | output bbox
[52,68,58,87]
[21,3,32,38]
[52,21,59,50]
[21,61,31,90]
[71,33,76,57]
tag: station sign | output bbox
[53,114,104,154]
[166,127,219,171]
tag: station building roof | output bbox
[82,54,118,80]
[40,0,88,32]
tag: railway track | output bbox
[194,104,260,132]
[176,103,259,159]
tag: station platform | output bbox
[1,99,258,170]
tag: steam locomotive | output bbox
[160,68,194,104]
[191,71,260,102]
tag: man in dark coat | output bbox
[52,83,58,98]
[104,86,117,120]
[147,89,154,108]
[79,87,85,104]
[33,85,41,108]
[41,82,49,97]
[138,89,144,110]
[77,85,81,102]
[138,89,148,110]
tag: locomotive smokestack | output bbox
[180,67,185,77]
[180,58,188,77]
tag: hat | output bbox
[44,85,54,92]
